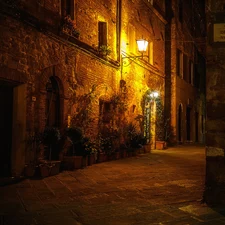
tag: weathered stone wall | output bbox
[168,0,205,144]
[205,0,225,204]
[0,13,119,131]
[121,0,166,127]
[0,0,168,175]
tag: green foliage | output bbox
[123,123,145,149]
[65,127,83,144]
[82,137,98,155]
[70,84,98,135]
[41,127,60,162]
[155,99,164,141]
[42,127,60,146]
[99,45,111,56]
[65,126,98,156]
[155,99,172,142]
[111,93,128,113]
[98,128,119,155]
[63,15,80,38]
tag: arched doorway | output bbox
[186,106,192,141]
[178,104,182,143]
[45,76,62,160]
[195,111,199,142]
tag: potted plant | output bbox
[98,45,111,58]
[37,127,61,177]
[119,144,128,158]
[83,138,98,166]
[61,15,80,38]
[97,135,111,162]
[155,99,170,150]
[24,132,42,177]
[63,127,85,170]
[124,123,142,156]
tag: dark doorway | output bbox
[178,104,182,143]
[46,77,60,128]
[186,106,191,141]
[0,85,13,177]
[195,112,199,142]
[45,77,61,160]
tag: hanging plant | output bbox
[62,15,80,38]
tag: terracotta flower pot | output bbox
[24,164,36,177]
[88,154,96,166]
[82,156,88,168]
[63,156,83,170]
[49,161,61,176]
[97,153,105,163]
[114,152,120,160]
[37,164,51,178]
[156,141,167,150]
[121,150,127,158]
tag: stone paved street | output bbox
[1,145,225,225]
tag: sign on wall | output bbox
[214,23,225,42]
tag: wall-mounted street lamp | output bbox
[136,39,149,53]
[122,38,148,59]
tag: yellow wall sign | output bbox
[214,23,225,42]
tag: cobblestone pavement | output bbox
[1,145,225,225]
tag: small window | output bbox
[98,22,107,48]
[178,0,183,22]
[61,0,75,19]
[189,60,194,85]
[183,54,188,82]
[177,49,183,78]
[99,100,111,123]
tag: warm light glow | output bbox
[149,91,159,99]
[153,92,159,98]
[136,39,148,52]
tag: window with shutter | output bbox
[98,22,107,47]
[61,0,75,19]
[177,49,183,78]
[178,0,183,23]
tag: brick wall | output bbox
[205,0,225,204]
[167,0,206,144]
[0,0,166,174]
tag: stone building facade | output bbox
[205,0,225,204]
[0,0,166,177]
[165,0,206,145]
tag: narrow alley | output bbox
[1,145,225,225]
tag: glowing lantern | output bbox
[136,39,148,52]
